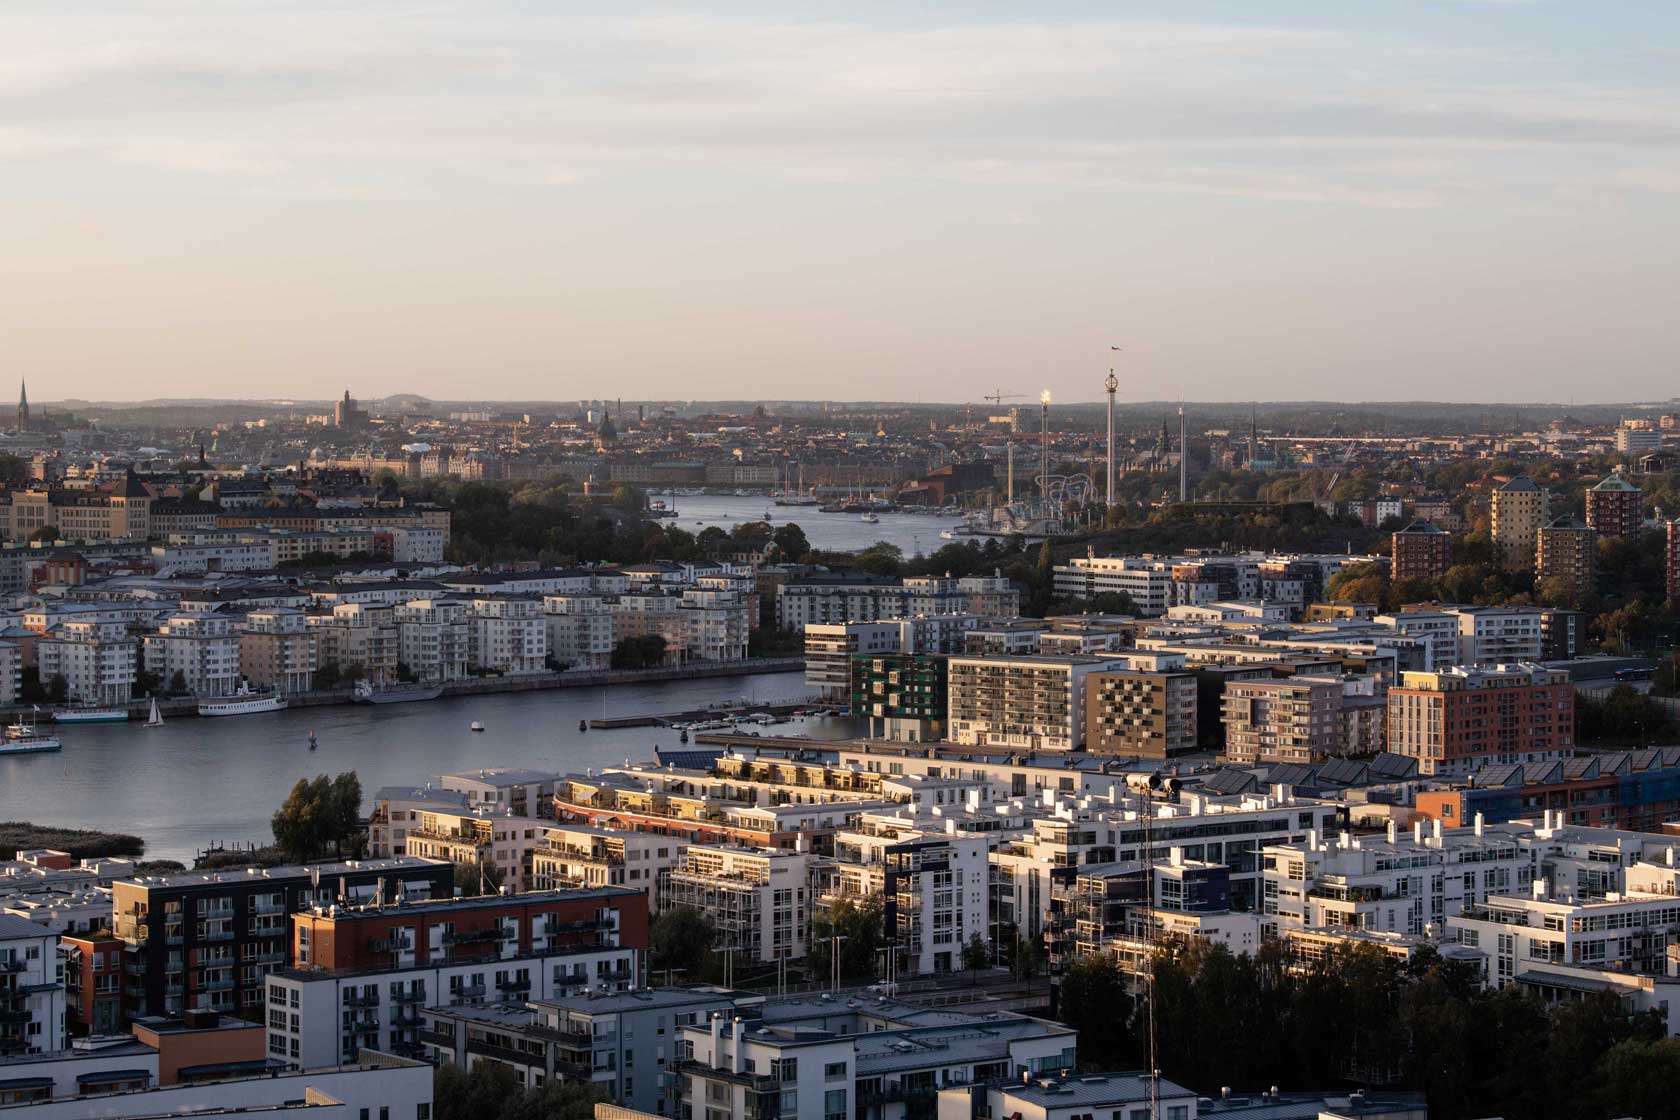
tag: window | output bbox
[825,1061,848,1081]
[1168,1108,1188,1120]
[824,1089,847,1120]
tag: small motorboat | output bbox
[860,512,880,524]
[578,719,588,732]
[307,729,318,750]
[470,721,485,733]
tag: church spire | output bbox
[17,380,28,432]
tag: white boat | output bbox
[1,719,61,756]
[470,721,485,733]
[52,706,128,724]
[939,529,958,540]
[145,697,164,728]
[198,686,287,717]
[860,512,880,524]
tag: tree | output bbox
[808,897,884,983]
[454,859,502,898]
[650,907,715,983]
[167,670,188,696]
[1056,955,1134,1068]
[855,542,903,575]
[28,526,60,543]
[771,523,810,562]
[961,934,991,982]
[45,673,67,704]
[314,663,342,691]
[434,1061,606,1120]
[18,667,43,704]
[610,634,668,670]
[132,668,161,699]
[271,771,364,862]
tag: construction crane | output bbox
[984,389,1026,407]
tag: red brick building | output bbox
[61,932,123,1035]
[1387,664,1573,777]
[1391,520,1452,582]
[1586,471,1642,539]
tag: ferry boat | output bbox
[352,680,443,705]
[52,706,129,724]
[1,719,61,756]
[198,686,287,718]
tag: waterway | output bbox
[656,493,964,557]
[0,670,845,863]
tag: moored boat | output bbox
[1,718,61,756]
[52,706,128,724]
[198,686,287,718]
[352,680,443,705]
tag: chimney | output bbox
[1473,813,1484,838]
[1532,879,1546,900]
[1386,820,1397,844]
[709,1013,722,1067]
[1169,847,1183,868]
[1413,821,1424,844]
[1431,818,1443,843]
[1339,830,1351,850]
[1307,829,1318,852]
[1668,848,1675,868]
[731,1018,744,1074]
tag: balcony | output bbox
[392,988,426,1004]
[0,961,24,974]
[443,928,505,946]
[345,992,380,1007]
[467,1039,534,1066]
[418,1028,455,1048]
[203,976,235,992]
[391,1011,423,1029]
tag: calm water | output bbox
[0,671,845,863]
[659,494,964,557]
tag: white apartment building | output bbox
[150,534,276,574]
[388,524,446,563]
[398,809,552,892]
[467,596,547,675]
[804,622,903,699]
[142,612,240,697]
[663,847,812,964]
[38,618,136,706]
[1450,887,1680,989]
[829,814,989,975]
[1453,606,1544,667]
[1052,556,1174,615]
[0,912,65,1057]
[1261,818,1533,939]
[677,589,750,663]
[393,598,470,682]
[1374,610,1460,669]
[530,823,686,911]
[947,654,1128,751]
[543,595,615,672]
[0,643,20,707]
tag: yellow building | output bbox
[1491,476,1547,571]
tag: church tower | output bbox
[17,381,28,432]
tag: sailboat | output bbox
[145,697,164,728]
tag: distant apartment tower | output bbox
[1491,476,1547,571]
[1615,420,1662,455]
[1391,520,1451,582]
[1387,664,1572,777]
[1669,519,1680,603]
[1585,470,1642,539]
[1536,515,1596,598]
[946,654,1124,751]
[1221,675,1343,765]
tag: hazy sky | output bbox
[4,1,1679,404]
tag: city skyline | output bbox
[3,3,1679,403]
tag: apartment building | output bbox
[1450,888,1680,990]
[307,602,398,682]
[1221,675,1343,765]
[1391,520,1451,582]
[399,809,552,892]
[38,618,137,705]
[1083,664,1198,758]
[1452,605,1544,666]
[422,987,758,1111]
[804,622,906,700]
[111,857,452,1019]
[268,886,647,1069]
[142,613,240,697]
[467,596,547,674]
[1491,476,1547,570]
[437,768,557,818]
[1052,555,1173,615]
[850,651,950,743]
[940,1074,1199,1120]
[1387,664,1573,777]
[0,479,151,542]
[1535,515,1595,598]
[237,608,318,693]
[61,931,124,1036]
[663,848,812,965]
[393,598,470,682]
[1261,818,1531,939]
[530,823,686,912]
[0,912,65,1057]
[1375,609,1459,670]
[1670,518,1680,603]
[544,595,616,672]
[829,814,989,975]
[1586,471,1642,539]
[947,654,1126,751]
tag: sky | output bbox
[3,1,1679,405]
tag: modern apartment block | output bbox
[237,608,318,693]
[268,885,647,1069]
[543,595,616,672]
[1390,520,1451,582]
[1535,515,1595,597]
[1451,605,1544,666]
[399,809,552,892]
[466,596,547,674]
[0,912,65,1057]
[1668,518,1680,603]
[1490,475,1547,570]
[38,618,137,706]
[1387,664,1573,777]
[421,987,759,1112]
[946,654,1126,751]
[529,822,686,912]
[662,847,811,965]
[1221,675,1343,765]
[142,613,240,697]
[1083,665,1198,758]
[112,857,452,1019]
[828,815,989,975]
[61,931,124,1035]
[804,621,904,700]
[392,598,470,682]
[1585,470,1642,539]
[849,651,950,743]
[1051,555,1174,614]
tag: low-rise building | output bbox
[0,912,65,1057]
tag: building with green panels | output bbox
[850,652,949,743]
